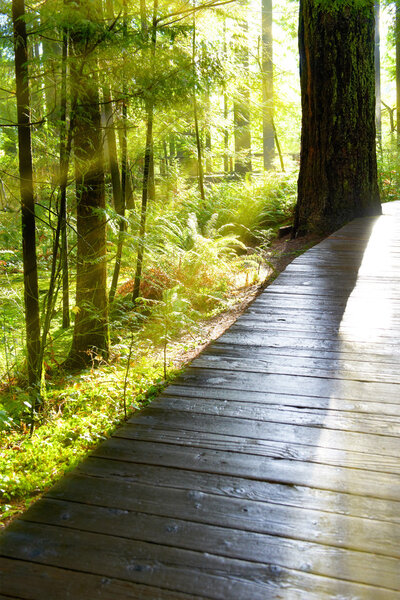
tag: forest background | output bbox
[0,0,399,525]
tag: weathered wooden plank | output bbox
[228,321,400,342]
[164,384,400,417]
[114,420,400,476]
[214,331,400,358]
[209,340,400,365]
[151,394,400,437]
[280,262,400,274]
[19,498,400,590]
[173,367,400,405]
[192,353,400,385]
[236,314,400,334]
[127,408,400,457]
[0,558,195,600]
[263,285,400,299]
[5,522,398,600]
[98,432,400,500]
[240,309,400,328]
[37,475,400,558]
[78,456,400,523]
[246,300,400,320]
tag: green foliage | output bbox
[0,357,167,520]
[378,148,400,203]
[173,175,297,246]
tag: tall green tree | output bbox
[12,0,41,392]
[295,0,381,235]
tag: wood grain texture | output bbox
[1,203,400,599]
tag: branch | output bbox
[0,119,46,128]
[157,0,237,27]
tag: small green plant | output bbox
[144,285,199,378]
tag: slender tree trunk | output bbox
[396,1,400,146]
[294,0,381,236]
[223,91,230,173]
[205,89,212,173]
[169,135,176,162]
[109,1,128,305]
[132,105,153,303]
[132,0,158,303]
[12,0,41,390]
[273,122,285,172]
[262,0,274,170]
[375,1,381,145]
[68,1,109,367]
[223,19,230,173]
[381,100,395,134]
[234,14,252,176]
[148,150,155,201]
[102,0,123,214]
[60,25,70,328]
[193,3,206,201]
[103,92,123,212]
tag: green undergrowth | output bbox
[0,355,172,525]
[378,146,400,204]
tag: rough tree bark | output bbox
[67,1,109,367]
[12,0,41,389]
[294,0,381,236]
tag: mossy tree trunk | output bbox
[294,0,381,236]
[67,1,109,367]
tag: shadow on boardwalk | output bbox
[1,203,400,599]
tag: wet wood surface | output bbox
[1,202,400,599]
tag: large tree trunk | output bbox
[294,0,381,236]
[67,2,109,367]
[261,0,274,170]
[12,0,41,390]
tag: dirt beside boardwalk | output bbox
[170,233,322,369]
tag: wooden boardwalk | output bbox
[1,202,400,599]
